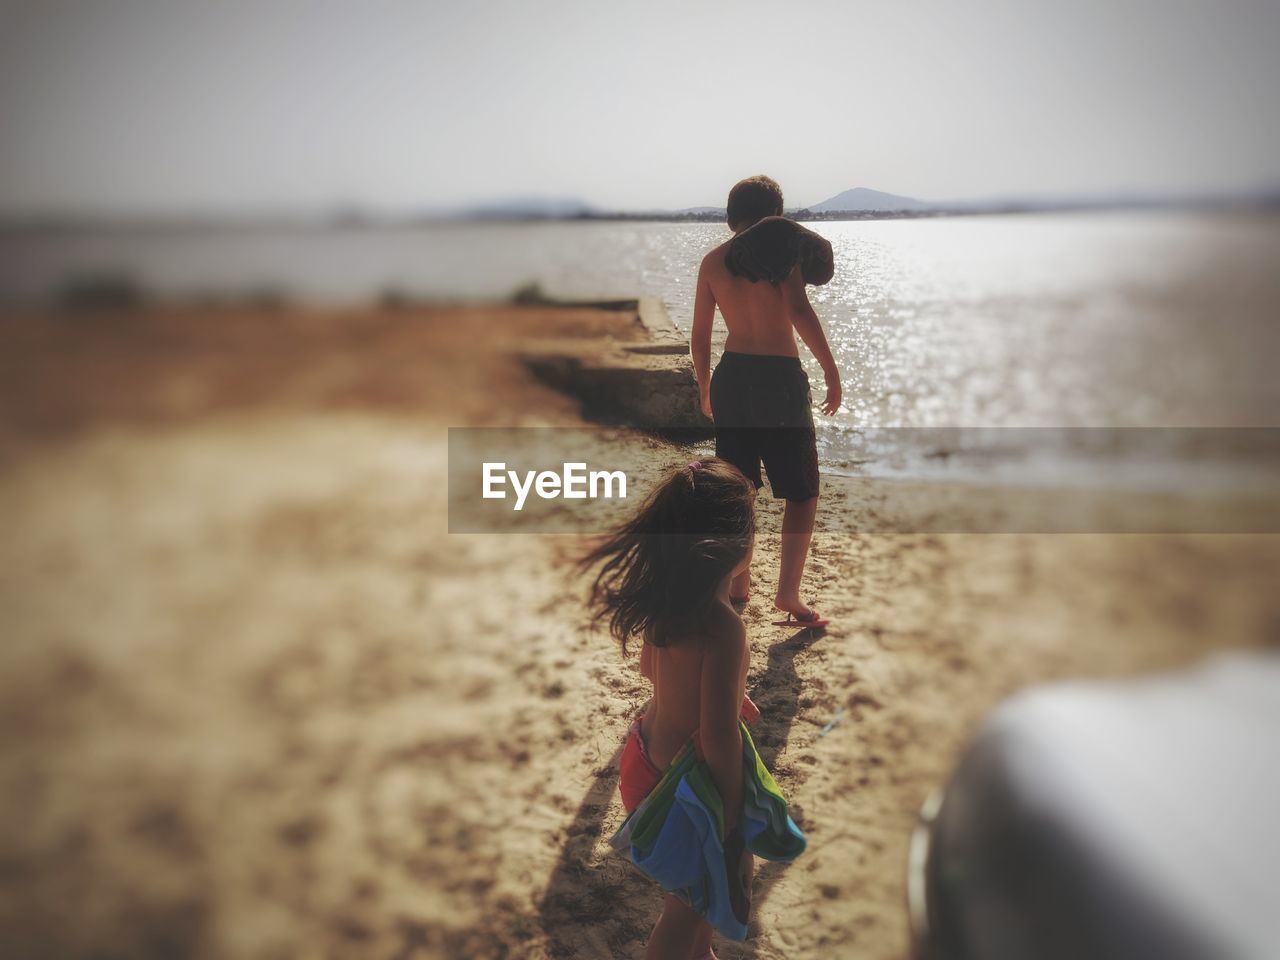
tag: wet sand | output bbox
[1,304,1277,959]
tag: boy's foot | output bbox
[771,610,829,629]
[772,596,829,629]
[730,592,749,607]
[774,595,818,619]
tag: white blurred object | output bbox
[912,650,1280,960]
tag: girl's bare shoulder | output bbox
[697,601,747,661]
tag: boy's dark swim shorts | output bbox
[709,351,820,501]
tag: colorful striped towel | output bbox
[609,720,807,940]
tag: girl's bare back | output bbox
[640,600,748,769]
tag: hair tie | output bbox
[688,460,703,472]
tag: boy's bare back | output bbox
[697,242,809,358]
[693,240,842,418]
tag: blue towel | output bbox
[609,721,807,940]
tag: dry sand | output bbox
[1,304,1277,959]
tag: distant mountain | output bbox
[809,187,929,213]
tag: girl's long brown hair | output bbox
[580,457,756,654]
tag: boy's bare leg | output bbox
[775,496,818,617]
[646,894,703,960]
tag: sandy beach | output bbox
[2,302,1278,960]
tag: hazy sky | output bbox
[1,0,1278,216]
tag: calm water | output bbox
[4,213,1278,487]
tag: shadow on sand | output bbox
[536,628,824,957]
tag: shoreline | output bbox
[5,203,1277,237]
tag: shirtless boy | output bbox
[690,175,842,627]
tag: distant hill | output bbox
[809,187,929,213]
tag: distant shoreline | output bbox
[456,195,1280,225]
[4,195,1278,233]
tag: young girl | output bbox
[583,458,800,960]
